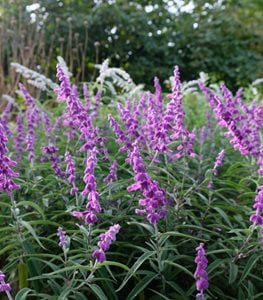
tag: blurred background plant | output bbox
[0,0,263,98]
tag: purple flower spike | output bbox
[56,64,103,152]
[91,89,102,119]
[194,243,208,300]
[56,64,72,101]
[65,151,78,195]
[83,83,90,110]
[42,111,54,142]
[213,149,225,176]
[92,224,120,263]
[19,84,41,162]
[108,114,132,152]
[104,160,118,184]
[200,81,263,176]
[0,101,12,136]
[72,149,101,224]
[57,227,69,249]
[13,113,24,161]
[42,145,66,178]
[128,143,168,224]
[0,271,11,293]
[250,186,263,226]
[0,122,20,192]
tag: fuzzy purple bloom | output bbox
[65,156,78,191]
[42,145,65,177]
[56,65,103,153]
[19,84,41,162]
[207,180,213,190]
[108,114,132,152]
[72,149,101,224]
[168,66,196,158]
[56,65,72,101]
[200,81,263,176]
[26,115,36,162]
[213,149,225,176]
[42,111,54,143]
[91,89,102,119]
[118,103,141,142]
[250,186,263,226]
[127,143,168,224]
[147,66,195,157]
[92,224,120,263]
[0,101,12,136]
[57,227,68,248]
[0,122,20,192]
[199,127,206,144]
[104,160,118,184]
[13,113,24,161]
[194,243,208,300]
[0,271,11,293]
[83,83,90,110]
[19,83,41,125]
[65,151,78,195]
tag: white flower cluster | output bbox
[252,78,263,86]
[167,71,223,96]
[95,59,143,96]
[57,56,72,78]
[11,62,58,91]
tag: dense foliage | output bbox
[0,60,262,299]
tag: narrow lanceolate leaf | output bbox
[15,288,33,300]
[229,262,238,284]
[57,287,74,300]
[116,251,154,292]
[238,253,262,285]
[88,284,108,300]
[161,231,205,241]
[126,272,158,300]
[127,221,155,234]
[163,260,194,278]
[17,201,46,220]
[20,220,46,249]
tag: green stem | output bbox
[74,260,98,290]
[9,191,27,289]
[154,223,166,293]
[5,290,13,300]
[9,191,24,245]
[232,224,256,263]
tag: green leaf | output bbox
[238,253,262,285]
[20,220,46,250]
[161,231,206,241]
[29,264,92,279]
[88,284,108,300]
[116,251,154,292]
[17,201,46,220]
[229,262,238,284]
[163,260,194,278]
[213,207,232,227]
[0,243,17,256]
[57,286,73,300]
[149,289,171,300]
[127,221,154,234]
[126,272,158,300]
[99,260,130,271]
[15,288,33,300]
